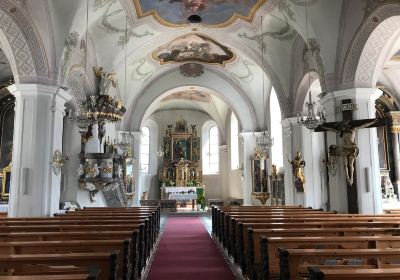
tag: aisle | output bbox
[146,217,236,280]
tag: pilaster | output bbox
[241,133,256,205]
[319,88,382,214]
[7,84,72,217]
[131,131,142,206]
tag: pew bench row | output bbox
[0,206,160,280]
[212,205,400,280]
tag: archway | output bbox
[342,4,400,89]
[125,67,258,133]
[135,84,249,209]
[0,3,50,84]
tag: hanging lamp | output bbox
[297,0,325,130]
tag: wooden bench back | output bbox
[0,252,117,280]
[279,248,400,280]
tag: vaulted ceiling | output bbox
[2,0,399,129]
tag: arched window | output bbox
[231,112,239,170]
[208,126,219,173]
[140,127,150,173]
[202,122,219,174]
[270,88,283,168]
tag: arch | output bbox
[125,66,258,132]
[341,3,400,88]
[294,71,320,114]
[0,1,50,84]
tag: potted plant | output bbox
[196,194,205,210]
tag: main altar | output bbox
[159,118,205,207]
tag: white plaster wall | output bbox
[302,128,328,209]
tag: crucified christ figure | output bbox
[321,118,378,185]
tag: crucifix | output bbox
[314,99,387,213]
[316,118,384,184]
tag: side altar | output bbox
[158,118,205,205]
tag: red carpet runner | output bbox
[147,217,236,280]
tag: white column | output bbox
[353,89,382,214]
[241,133,257,205]
[319,91,348,213]
[8,84,72,217]
[281,118,305,206]
[319,88,382,214]
[301,126,327,209]
[219,145,229,200]
[131,131,142,206]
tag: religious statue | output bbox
[320,118,378,185]
[289,151,306,185]
[93,66,117,96]
[325,144,339,176]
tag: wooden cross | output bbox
[314,99,387,213]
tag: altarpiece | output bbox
[159,118,204,200]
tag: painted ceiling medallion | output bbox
[133,0,266,27]
[180,63,204,77]
[162,90,211,103]
[152,33,235,65]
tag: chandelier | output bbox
[297,91,325,130]
[117,131,134,157]
[297,0,325,130]
[256,131,274,157]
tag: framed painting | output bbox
[1,164,11,199]
[173,139,191,160]
[377,124,389,171]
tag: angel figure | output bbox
[289,151,306,184]
[93,66,116,96]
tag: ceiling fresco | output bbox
[152,33,235,65]
[162,90,211,103]
[133,0,266,27]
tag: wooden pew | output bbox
[0,240,131,280]
[0,275,97,280]
[211,205,308,234]
[255,235,400,280]
[242,220,400,261]
[58,212,158,250]
[308,267,400,280]
[230,216,400,262]
[242,227,400,277]
[0,252,118,280]
[0,231,139,279]
[0,223,145,278]
[218,211,337,248]
[279,248,400,280]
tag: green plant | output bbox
[162,179,175,187]
[187,179,198,186]
[197,194,205,209]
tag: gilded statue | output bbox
[93,66,117,95]
[289,151,306,184]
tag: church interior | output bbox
[2,0,400,279]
